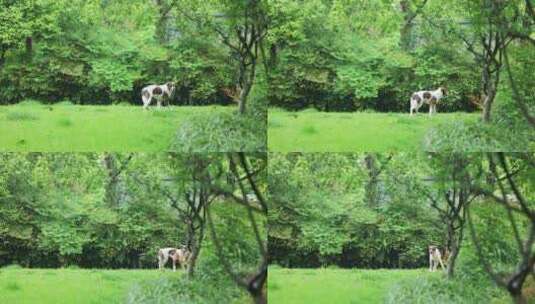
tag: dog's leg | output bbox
[142,94,150,110]
[429,254,433,271]
[159,254,168,271]
[172,257,176,272]
[438,256,446,271]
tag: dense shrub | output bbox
[126,274,246,304]
[171,111,266,152]
[0,1,235,106]
[385,273,508,304]
[424,93,535,152]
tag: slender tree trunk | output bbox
[155,0,170,44]
[238,62,256,114]
[103,154,120,207]
[446,224,456,278]
[187,225,204,278]
[25,37,33,58]
[399,0,415,52]
[0,47,6,71]
[511,293,527,304]
[447,242,458,279]
[364,154,379,207]
[400,22,414,52]
[446,220,464,279]
[482,87,497,123]
[481,59,501,123]
[253,293,267,304]
[248,269,267,304]
[238,83,251,114]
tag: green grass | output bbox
[268,267,434,304]
[0,267,177,304]
[268,109,479,152]
[0,104,232,151]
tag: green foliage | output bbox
[0,0,238,106]
[386,273,508,304]
[171,111,266,152]
[126,274,246,304]
[268,153,444,268]
[424,114,535,152]
[266,0,481,112]
[0,153,258,269]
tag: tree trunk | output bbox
[248,269,267,304]
[399,1,415,51]
[364,154,380,207]
[0,48,6,71]
[252,292,267,304]
[186,222,205,278]
[237,49,258,114]
[481,62,500,123]
[511,293,527,304]
[187,244,199,278]
[482,91,496,123]
[187,230,202,279]
[446,221,463,279]
[400,23,414,52]
[447,243,458,279]
[25,37,33,58]
[238,65,255,114]
[155,0,170,44]
[103,154,120,207]
[238,83,250,114]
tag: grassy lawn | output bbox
[0,103,231,151]
[0,267,177,304]
[268,268,434,304]
[268,109,479,152]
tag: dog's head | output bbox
[439,87,448,97]
[166,82,176,95]
[428,245,438,255]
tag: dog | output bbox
[157,246,191,272]
[410,87,447,116]
[141,82,175,109]
[428,245,446,272]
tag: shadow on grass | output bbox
[301,125,317,135]
[57,118,73,127]
[4,282,21,291]
[6,111,39,121]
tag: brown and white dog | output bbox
[141,82,175,109]
[428,245,446,272]
[410,87,447,116]
[157,246,191,272]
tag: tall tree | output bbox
[399,0,429,51]
[176,0,269,114]
[419,153,481,278]
[207,153,267,304]
[165,154,221,278]
[468,153,535,304]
